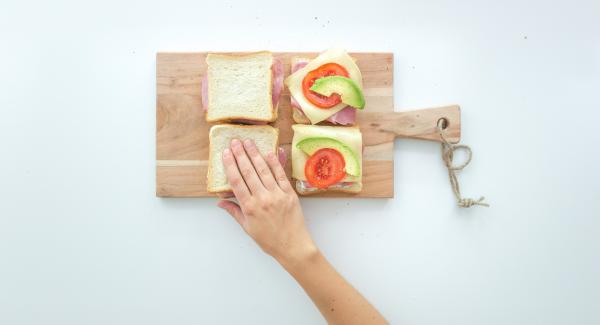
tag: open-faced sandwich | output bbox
[207,124,279,193]
[202,51,284,124]
[285,49,365,125]
[291,125,362,194]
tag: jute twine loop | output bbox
[437,119,489,208]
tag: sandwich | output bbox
[285,49,365,125]
[202,51,284,123]
[291,124,362,194]
[207,124,279,193]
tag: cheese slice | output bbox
[291,124,362,182]
[285,49,363,124]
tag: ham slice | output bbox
[271,58,284,110]
[201,58,284,125]
[201,74,209,111]
[291,93,356,126]
[323,106,356,125]
[291,60,309,73]
[290,60,357,125]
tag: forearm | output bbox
[218,140,385,324]
[279,249,387,325]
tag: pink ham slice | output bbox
[271,58,284,109]
[201,74,209,110]
[201,58,284,125]
[290,60,308,74]
[290,60,357,125]
[291,97,356,126]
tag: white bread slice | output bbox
[207,124,279,193]
[206,52,276,123]
[291,124,362,194]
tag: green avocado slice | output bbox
[309,76,365,109]
[297,137,361,176]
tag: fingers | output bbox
[243,139,278,191]
[217,191,234,199]
[277,147,287,166]
[222,148,251,202]
[217,200,246,227]
[230,139,265,194]
[266,151,294,193]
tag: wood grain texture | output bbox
[156,52,460,198]
[365,105,461,143]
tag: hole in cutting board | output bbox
[437,117,449,130]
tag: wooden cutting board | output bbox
[156,52,460,198]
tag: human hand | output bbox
[217,140,387,325]
[216,147,287,199]
[217,139,318,266]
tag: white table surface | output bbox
[1,0,599,324]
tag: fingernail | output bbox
[231,139,241,148]
[223,148,231,157]
[243,139,254,147]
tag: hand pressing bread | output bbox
[217,138,387,325]
[216,147,287,199]
[217,139,317,265]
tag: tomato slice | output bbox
[304,148,346,189]
[302,63,349,109]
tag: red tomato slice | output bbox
[304,148,346,189]
[302,63,349,109]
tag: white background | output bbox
[1,0,599,324]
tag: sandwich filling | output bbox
[201,58,284,125]
[291,125,362,192]
[285,49,364,125]
[291,59,356,125]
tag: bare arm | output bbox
[217,139,387,325]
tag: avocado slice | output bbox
[297,137,361,176]
[310,76,365,109]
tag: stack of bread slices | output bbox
[204,52,282,193]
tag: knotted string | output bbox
[437,119,489,208]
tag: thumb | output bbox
[217,200,246,227]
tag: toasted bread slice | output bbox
[206,52,276,123]
[207,124,279,193]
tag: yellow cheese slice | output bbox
[291,124,362,182]
[285,49,363,124]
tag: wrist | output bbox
[276,241,321,274]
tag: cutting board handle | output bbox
[371,105,461,143]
